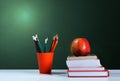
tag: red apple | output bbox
[71,38,91,56]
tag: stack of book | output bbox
[66,55,109,77]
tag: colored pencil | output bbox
[44,37,48,52]
[50,34,58,52]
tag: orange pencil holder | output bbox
[37,52,54,74]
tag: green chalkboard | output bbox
[0,0,120,69]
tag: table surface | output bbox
[0,69,120,81]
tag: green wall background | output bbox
[0,0,120,69]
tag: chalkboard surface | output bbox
[0,0,120,69]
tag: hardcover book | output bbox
[68,70,109,77]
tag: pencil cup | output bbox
[37,52,54,74]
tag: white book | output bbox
[69,66,105,70]
[67,55,97,60]
[66,59,101,67]
[68,70,109,77]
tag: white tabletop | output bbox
[0,69,120,81]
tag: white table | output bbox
[0,69,120,81]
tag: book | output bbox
[67,55,97,60]
[68,66,105,71]
[68,70,109,77]
[66,59,101,67]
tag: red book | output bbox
[68,69,109,78]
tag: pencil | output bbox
[36,34,43,52]
[44,37,48,52]
[50,34,58,52]
[32,35,40,52]
[32,34,43,52]
[49,35,55,52]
